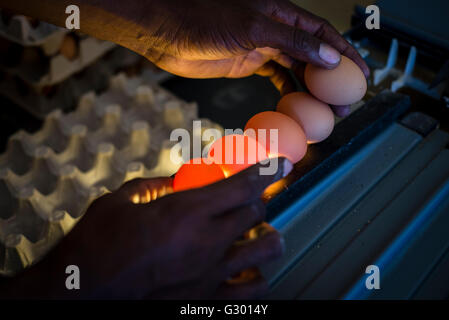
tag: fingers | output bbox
[255,61,296,95]
[213,200,266,245]
[146,271,269,300]
[221,230,284,279]
[149,158,291,219]
[291,61,352,117]
[271,1,370,77]
[253,17,341,69]
[167,158,292,217]
[119,177,174,204]
[198,157,293,216]
[312,20,370,78]
[214,275,269,300]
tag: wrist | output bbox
[78,0,164,59]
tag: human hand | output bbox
[0,0,368,116]
[34,158,292,299]
[128,0,369,115]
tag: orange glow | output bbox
[228,222,276,284]
[173,158,226,192]
[130,185,172,204]
[262,177,288,202]
[245,222,276,240]
[227,267,260,284]
[207,134,268,178]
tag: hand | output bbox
[0,0,369,116]
[2,158,292,299]
[131,0,369,115]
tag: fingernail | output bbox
[319,43,341,65]
[282,158,293,178]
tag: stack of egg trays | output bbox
[0,33,116,87]
[0,10,116,87]
[0,10,130,118]
[0,9,67,46]
[0,46,142,118]
[0,72,223,277]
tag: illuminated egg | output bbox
[173,158,225,192]
[60,34,79,61]
[304,55,367,106]
[207,134,268,177]
[277,92,335,144]
[244,111,307,163]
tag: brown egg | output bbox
[60,34,79,61]
[277,92,335,144]
[304,56,367,106]
[244,111,307,164]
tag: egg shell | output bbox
[207,134,268,177]
[173,158,225,192]
[304,56,367,106]
[277,92,335,144]
[244,111,307,164]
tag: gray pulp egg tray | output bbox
[0,9,68,47]
[0,72,223,277]
[0,33,116,89]
[0,10,117,90]
[0,46,142,118]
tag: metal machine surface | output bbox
[163,0,449,299]
[266,1,449,299]
[264,93,449,299]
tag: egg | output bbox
[277,92,335,144]
[207,134,268,177]
[244,111,307,163]
[304,55,367,106]
[173,158,225,192]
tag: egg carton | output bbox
[0,46,142,119]
[0,33,116,89]
[0,9,68,47]
[0,71,223,276]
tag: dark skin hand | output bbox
[0,0,369,298]
[1,159,292,299]
[0,0,369,115]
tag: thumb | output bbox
[253,18,341,69]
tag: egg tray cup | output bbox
[0,46,143,119]
[0,71,223,277]
[0,33,116,89]
[0,10,68,47]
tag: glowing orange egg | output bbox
[207,134,268,177]
[244,111,307,163]
[173,158,226,192]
